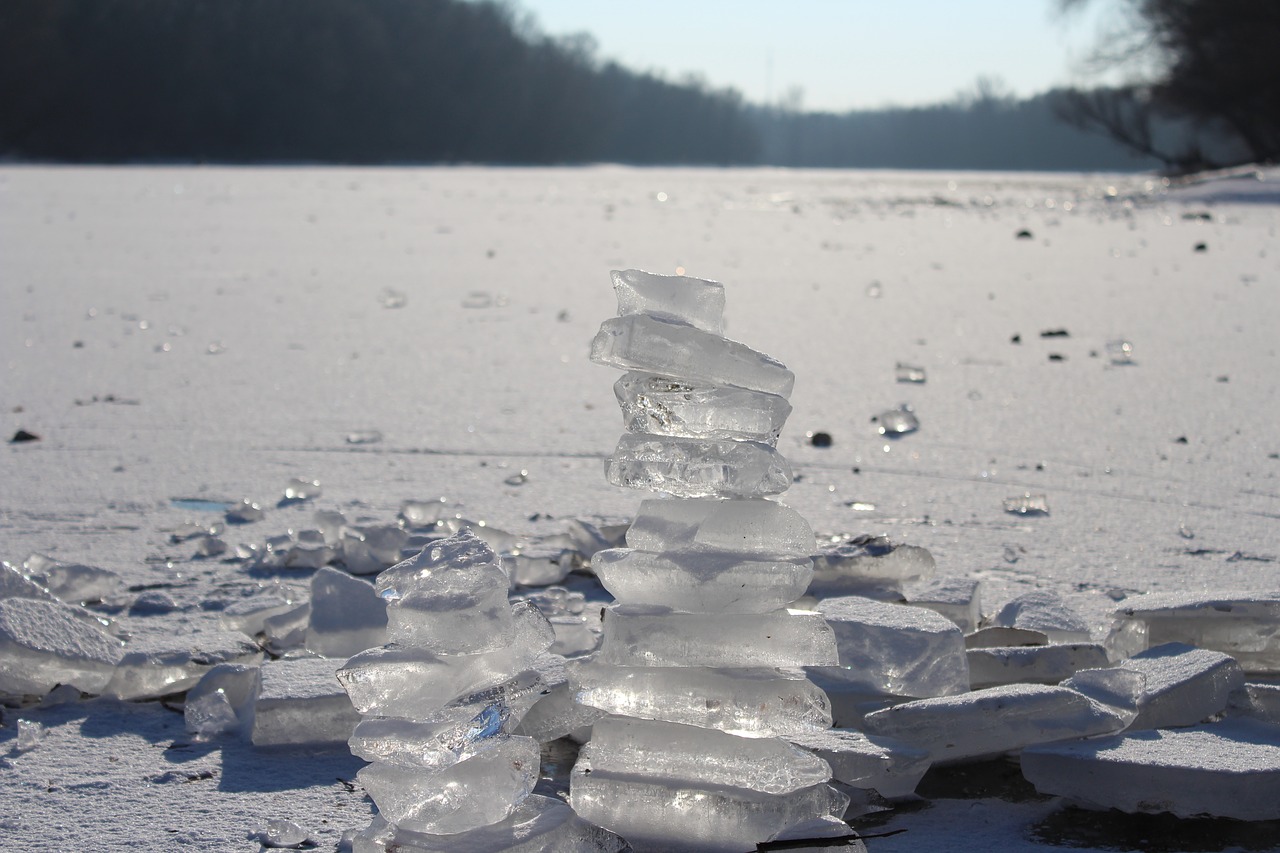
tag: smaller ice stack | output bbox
[572,270,850,852]
[338,530,616,850]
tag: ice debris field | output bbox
[2,166,1279,851]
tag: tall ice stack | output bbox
[569,270,852,851]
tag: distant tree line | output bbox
[0,0,1239,171]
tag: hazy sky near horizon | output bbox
[512,0,1115,112]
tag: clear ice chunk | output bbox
[606,433,793,499]
[1105,590,1280,672]
[570,766,848,853]
[1021,718,1280,821]
[991,590,1092,643]
[357,735,539,835]
[863,683,1128,764]
[613,372,791,445]
[341,525,409,575]
[262,602,310,655]
[253,819,311,849]
[906,576,982,633]
[220,594,297,636]
[348,794,625,853]
[811,596,969,698]
[966,643,1109,689]
[337,605,552,718]
[590,314,795,398]
[789,728,931,799]
[226,498,265,524]
[570,663,832,737]
[251,657,361,747]
[809,536,935,598]
[185,689,240,741]
[103,629,261,700]
[22,554,120,603]
[0,598,123,697]
[1002,493,1049,515]
[186,662,261,728]
[625,498,815,559]
[349,710,515,770]
[16,719,45,753]
[592,548,812,613]
[587,715,832,796]
[894,363,926,383]
[506,548,573,587]
[596,606,838,668]
[282,477,322,501]
[872,406,919,436]
[610,268,726,334]
[305,567,387,659]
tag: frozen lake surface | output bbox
[1,165,1278,850]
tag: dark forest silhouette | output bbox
[0,0,1231,171]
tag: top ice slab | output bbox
[590,314,795,399]
[626,498,815,558]
[1106,590,1280,672]
[611,269,726,335]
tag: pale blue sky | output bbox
[511,0,1114,112]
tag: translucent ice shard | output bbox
[613,372,791,445]
[1002,493,1049,516]
[906,576,982,633]
[16,718,45,753]
[22,554,120,603]
[570,664,832,737]
[348,709,516,770]
[306,567,388,659]
[251,657,361,747]
[812,596,969,698]
[809,536,936,598]
[590,314,794,398]
[864,683,1128,764]
[596,606,838,668]
[1021,718,1280,820]
[991,590,1092,643]
[357,735,539,835]
[592,548,812,613]
[605,433,792,499]
[790,728,931,799]
[1106,590,1280,672]
[587,715,832,796]
[966,643,1109,689]
[894,363,926,383]
[872,406,919,436]
[611,268,726,334]
[625,497,815,558]
[185,689,240,740]
[0,598,123,697]
[104,629,261,700]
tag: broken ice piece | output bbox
[872,406,919,437]
[357,735,540,834]
[103,629,261,700]
[281,477,322,502]
[991,590,1091,643]
[263,602,311,655]
[507,548,574,587]
[185,689,240,741]
[593,549,812,614]
[399,499,448,527]
[863,683,1127,764]
[186,663,261,740]
[226,499,265,524]
[965,626,1049,649]
[251,657,361,747]
[809,536,936,597]
[512,655,604,742]
[789,728,930,799]
[219,594,297,636]
[0,598,123,697]
[22,555,120,603]
[1021,718,1280,821]
[598,606,837,669]
[613,372,792,445]
[1002,493,1049,515]
[894,363,926,383]
[16,719,45,753]
[305,567,387,659]
[966,643,1109,689]
[340,525,409,575]
[1105,338,1135,365]
[906,576,982,633]
[590,314,795,399]
[1105,590,1280,672]
[350,710,515,770]
[625,497,815,559]
[606,433,793,499]
[253,819,311,849]
[610,269,726,334]
[571,663,831,737]
[812,596,969,698]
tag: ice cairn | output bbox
[335,530,624,851]
[570,269,853,851]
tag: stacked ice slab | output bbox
[572,270,850,852]
[336,530,620,851]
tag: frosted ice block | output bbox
[613,372,791,445]
[790,728,931,799]
[570,663,832,737]
[809,537,935,597]
[906,576,982,633]
[103,629,261,700]
[251,657,361,746]
[306,567,388,659]
[1106,590,1280,672]
[592,548,812,613]
[991,590,1092,643]
[625,497,814,558]
[966,643,1109,689]
[597,606,838,668]
[611,268,726,334]
[0,598,123,697]
[590,314,794,398]
[606,434,792,499]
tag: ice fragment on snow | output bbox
[606,433,792,499]
[872,406,919,436]
[1106,590,1280,672]
[596,606,838,669]
[894,362,926,383]
[966,643,1109,689]
[340,524,409,575]
[1002,493,1049,515]
[590,314,795,398]
[571,663,832,737]
[305,567,387,659]
[506,548,573,587]
[991,590,1092,643]
[790,728,931,799]
[22,554,119,603]
[863,683,1127,764]
[610,268,726,334]
[15,719,45,753]
[1021,718,1280,820]
[104,629,261,700]
[0,560,59,603]
[253,819,311,849]
[613,372,791,445]
[186,689,240,741]
[220,594,296,636]
[812,596,969,698]
[226,498,265,524]
[262,602,311,655]
[625,497,815,558]
[281,477,322,501]
[0,598,123,697]
[593,548,812,614]
[809,537,935,597]
[906,576,982,632]
[251,657,360,747]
